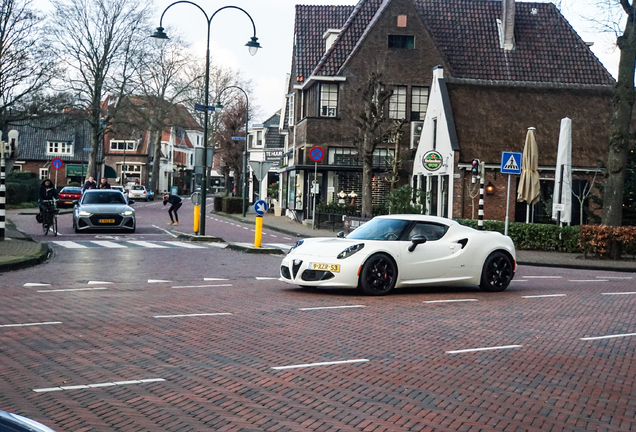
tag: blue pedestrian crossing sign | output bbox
[500,151,522,175]
[254,199,268,216]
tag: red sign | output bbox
[51,158,64,170]
[309,146,324,162]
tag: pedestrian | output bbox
[82,176,97,193]
[163,193,182,225]
[98,178,111,189]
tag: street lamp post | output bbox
[151,2,261,235]
[214,86,249,217]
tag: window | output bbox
[39,168,49,180]
[411,86,429,121]
[373,148,395,169]
[329,147,360,166]
[407,222,449,241]
[288,94,295,126]
[110,140,137,151]
[320,83,338,117]
[388,35,414,49]
[123,164,141,173]
[432,118,438,150]
[47,141,73,155]
[257,131,263,146]
[248,135,254,147]
[389,86,407,120]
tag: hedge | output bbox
[5,172,40,205]
[221,197,243,214]
[578,225,636,258]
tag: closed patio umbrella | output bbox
[517,127,540,222]
[552,118,572,226]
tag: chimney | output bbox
[501,0,515,50]
[323,29,341,52]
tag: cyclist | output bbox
[38,179,59,229]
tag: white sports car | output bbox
[280,215,516,295]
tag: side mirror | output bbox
[408,234,427,252]
[128,200,135,205]
[337,231,345,238]
[72,200,79,206]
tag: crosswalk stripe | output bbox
[162,241,206,249]
[52,241,87,249]
[126,241,168,248]
[90,241,127,248]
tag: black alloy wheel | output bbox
[479,251,514,292]
[358,253,397,296]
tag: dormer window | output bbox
[320,83,338,117]
[110,140,137,151]
[388,35,414,49]
[47,141,73,155]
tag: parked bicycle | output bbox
[40,199,58,236]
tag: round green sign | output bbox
[422,150,443,171]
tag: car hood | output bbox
[78,204,133,213]
[292,237,365,258]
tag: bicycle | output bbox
[40,199,58,236]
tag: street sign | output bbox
[231,136,246,141]
[51,158,63,170]
[501,151,522,175]
[254,199,268,216]
[195,103,216,112]
[191,192,202,206]
[309,146,324,162]
[83,148,92,151]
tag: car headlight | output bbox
[78,210,92,217]
[288,239,304,254]
[337,243,365,259]
[121,210,134,216]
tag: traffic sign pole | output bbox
[505,174,511,236]
[500,151,522,236]
[308,146,323,231]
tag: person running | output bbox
[163,193,182,225]
[98,178,111,189]
[82,176,97,193]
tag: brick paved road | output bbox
[1,243,636,432]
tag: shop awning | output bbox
[104,165,117,178]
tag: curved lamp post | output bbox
[214,85,249,217]
[151,2,261,235]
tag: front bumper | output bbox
[75,213,135,231]
[279,253,364,288]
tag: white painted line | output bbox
[153,313,232,318]
[162,241,206,249]
[299,305,366,311]
[38,288,107,293]
[570,280,608,282]
[270,234,277,237]
[33,378,165,393]
[602,292,636,296]
[148,279,172,284]
[152,225,178,238]
[24,283,51,287]
[284,237,292,240]
[581,333,636,341]
[87,281,113,285]
[208,243,228,248]
[597,276,633,279]
[171,284,233,289]
[52,241,87,249]
[243,227,249,230]
[521,294,566,298]
[90,241,126,248]
[446,345,522,354]
[423,299,478,304]
[255,277,277,280]
[0,321,62,328]
[272,359,369,370]
[203,278,229,281]
[521,276,562,279]
[127,241,168,248]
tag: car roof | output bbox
[84,189,120,193]
[374,214,458,226]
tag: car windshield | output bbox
[346,218,411,241]
[131,186,144,190]
[82,192,126,205]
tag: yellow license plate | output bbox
[99,219,115,224]
[310,262,340,273]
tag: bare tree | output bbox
[0,0,57,129]
[47,0,151,179]
[571,172,599,225]
[214,100,248,196]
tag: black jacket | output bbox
[82,180,97,192]
[98,181,111,189]
[38,183,59,201]
[163,194,182,206]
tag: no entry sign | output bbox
[309,146,324,162]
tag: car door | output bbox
[398,222,461,282]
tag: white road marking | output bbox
[152,225,178,238]
[0,321,62,328]
[423,299,478,304]
[208,243,228,248]
[243,227,249,230]
[255,277,277,280]
[162,241,206,249]
[597,276,633,279]
[446,345,522,354]
[52,241,87,249]
[521,294,567,298]
[521,276,562,279]
[33,378,165,393]
[148,279,172,283]
[38,288,107,293]
[24,283,51,287]
[87,281,113,285]
[299,305,366,311]
[272,359,369,370]
[127,241,168,248]
[602,292,636,296]
[203,278,229,281]
[153,313,232,318]
[284,237,292,240]
[581,333,636,341]
[171,284,233,289]
[90,241,126,248]
[270,234,277,237]
[570,279,608,282]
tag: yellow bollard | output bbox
[254,215,263,247]
[194,205,200,234]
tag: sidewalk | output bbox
[0,219,50,273]
[215,210,636,273]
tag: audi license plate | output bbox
[309,262,340,273]
[99,219,115,224]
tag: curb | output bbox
[0,243,51,273]
[176,233,225,243]
[226,243,286,255]
[518,260,636,273]
[210,211,318,239]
